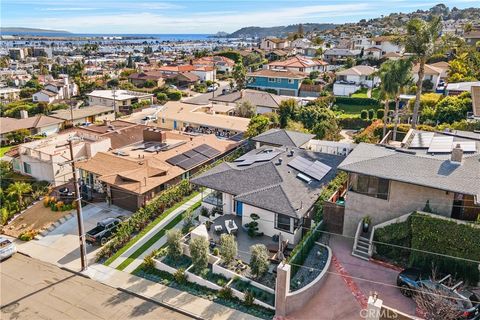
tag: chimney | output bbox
[451,144,463,163]
[19,110,29,119]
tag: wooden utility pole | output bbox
[68,139,87,271]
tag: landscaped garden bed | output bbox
[163,254,192,270]
[290,243,329,291]
[231,277,275,306]
[133,264,275,319]
[190,264,229,287]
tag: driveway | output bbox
[15,202,132,270]
[183,81,230,105]
[121,105,164,124]
[329,235,417,316]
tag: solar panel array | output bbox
[234,150,281,166]
[287,156,332,181]
[427,136,454,153]
[166,144,221,170]
[453,141,476,152]
[410,132,435,148]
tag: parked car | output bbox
[142,115,157,122]
[397,268,480,319]
[207,84,218,92]
[0,237,16,261]
[86,217,121,245]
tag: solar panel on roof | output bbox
[183,149,199,158]
[193,144,221,158]
[454,141,476,152]
[410,132,434,148]
[288,156,332,181]
[427,136,454,153]
[166,154,189,166]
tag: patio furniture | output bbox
[214,225,223,234]
[225,219,238,234]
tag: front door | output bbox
[235,201,243,217]
[173,120,177,129]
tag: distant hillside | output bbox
[227,23,336,38]
[1,27,72,35]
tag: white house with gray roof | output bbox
[333,130,480,237]
[191,146,345,245]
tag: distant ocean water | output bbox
[1,32,215,41]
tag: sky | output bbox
[1,0,479,34]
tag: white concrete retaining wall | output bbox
[185,266,223,291]
[284,243,332,315]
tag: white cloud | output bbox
[4,3,372,33]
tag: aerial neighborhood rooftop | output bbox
[1,3,480,320]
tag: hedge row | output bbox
[374,212,480,284]
[409,213,480,284]
[338,117,372,130]
[334,97,381,107]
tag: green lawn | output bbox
[104,191,199,266]
[116,211,186,270]
[350,88,369,98]
[336,103,380,114]
[0,146,13,157]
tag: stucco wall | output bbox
[343,180,454,236]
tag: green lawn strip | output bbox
[336,103,380,114]
[116,209,187,271]
[0,146,13,157]
[104,191,199,266]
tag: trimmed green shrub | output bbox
[376,109,385,120]
[368,109,375,120]
[338,117,372,130]
[167,90,182,101]
[360,110,368,119]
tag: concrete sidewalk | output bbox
[109,194,203,269]
[83,263,259,320]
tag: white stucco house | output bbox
[412,64,442,91]
[333,65,379,96]
[13,131,112,185]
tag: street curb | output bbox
[59,266,92,279]
[116,287,205,320]
[17,251,31,258]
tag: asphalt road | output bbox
[0,254,191,320]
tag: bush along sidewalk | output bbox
[97,180,194,262]
[133,264,275,320]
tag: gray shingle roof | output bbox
[191,146,345,218]
[338,143,480,201]
[252,129,314,148]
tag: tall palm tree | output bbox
[403,16,442,128]
[6,182,32,209]
[391,59,413,141]
[376,62,397,139]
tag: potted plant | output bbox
[205,220,212,231]
[362,216,372,233]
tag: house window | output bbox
[268,78,275,83]
[275,214,291,232]
[23,162,32,174]
[288,79,294,84]
[350,173,389,200]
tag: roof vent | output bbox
[289,150,294,157]
[451,144,463,163]
[276,158,283,165]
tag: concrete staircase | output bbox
[351,220,373,261]
[352,236,372,261]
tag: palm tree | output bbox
[391,59,413,141]
[403,16,442,128]
[376,62,397,139]
[6,182,32,209]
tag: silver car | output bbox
[0,237,16,261]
